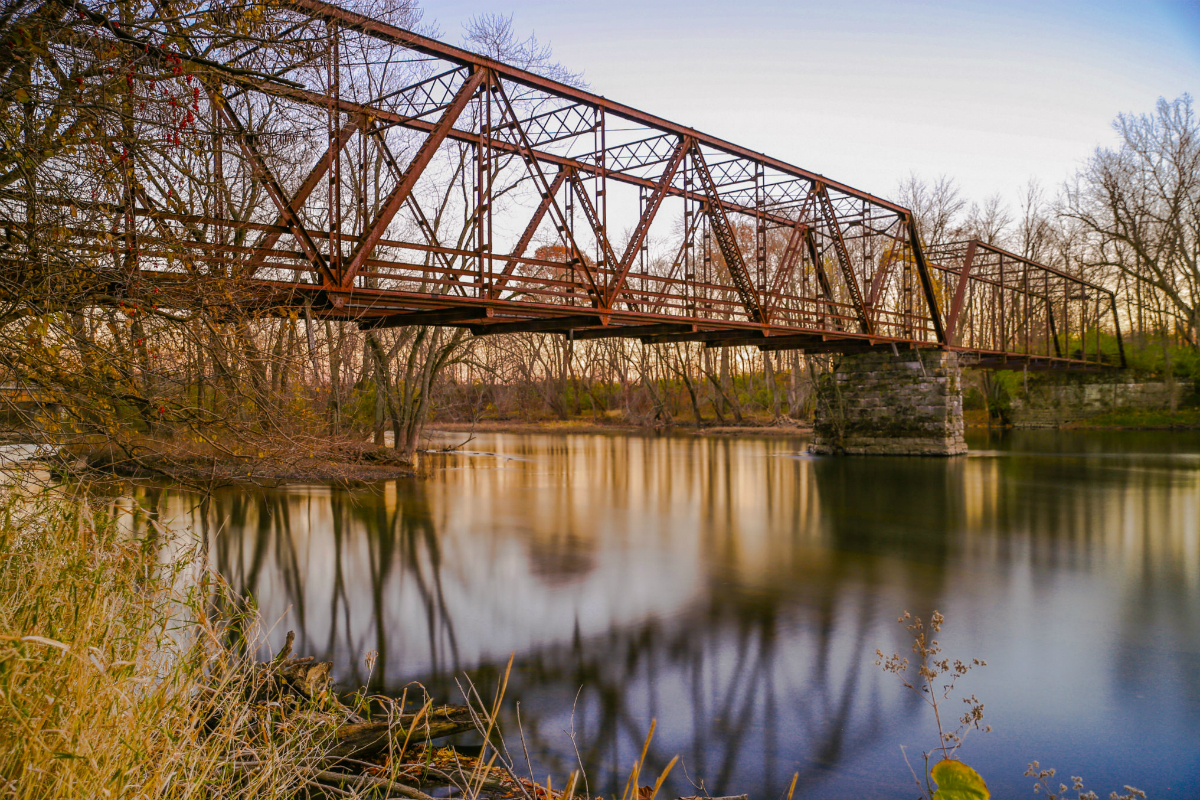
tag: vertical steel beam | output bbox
[326,20,344,285]
[341,68,485,288]
[476,74,494,296]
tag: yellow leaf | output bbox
[932,760,989,800]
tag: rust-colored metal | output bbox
[342,68,485,288]
[944,240,977,344]
[689,145,766,324]
[490,169,568,299]
[814,184,871,335]
[0,0,1126,371]
[608,137,689,307]
[213,93,336,287]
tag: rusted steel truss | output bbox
[0,0,1124,370]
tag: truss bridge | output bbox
[2,0,1125,372]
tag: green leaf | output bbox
[931,759,989,800]
[14,88,32,103]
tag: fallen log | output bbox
[325,710,475,760]
[238,631,475,764]
[308,768,438,800]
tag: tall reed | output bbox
[0,479,330,799]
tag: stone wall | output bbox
[1010,380,1185,428]
[810,349,966,456]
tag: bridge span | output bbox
[2,1,1130,452]
[2,0,1125,371]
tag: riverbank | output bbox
[49,441,416,486]
[963,407,1200,430]
[1062,407,1200,429]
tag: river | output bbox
[128,429,1200,799]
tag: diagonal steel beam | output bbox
[645,217,700,316]
[866,236,906,309]
[762,221,807,324]
[814,183,871,335]
[805,228,841,329]
[607,136,689,307]
[215,94,336,287]
[566,170,619,288]
[341,68,485,288]
[943,239,976,344]
[238,78,804,228]
[906,215,947,344]
[287,0,914,216]
[365,120,466,294]
[489,168,568,298]
[690,145,766,323]
[249,116,361,273]
[491,80,602,301]
[762,188,817,322]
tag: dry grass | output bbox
[0,477,690,800]
[0,476,484,799]
[0,478,336,799]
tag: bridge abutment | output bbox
[810,349,966,456]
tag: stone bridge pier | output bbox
[810,349,966,456]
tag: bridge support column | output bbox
[810,349,966,456]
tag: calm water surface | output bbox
[139,430,1200,799]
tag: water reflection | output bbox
[132,430,1200,799]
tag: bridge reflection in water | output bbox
[127,431,1200,799]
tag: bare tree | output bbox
[1063,94,1200,345]
[962,193,1012,246]
[896,173,967,248]
[1016,179,1054,263]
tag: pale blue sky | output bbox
[420,0,1200,209]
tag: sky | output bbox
[416,0,1200,211]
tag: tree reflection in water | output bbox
[127,430,1200,799]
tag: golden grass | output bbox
[0,477,701,800]
[0,480,338,799]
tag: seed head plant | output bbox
[1025,761,1147,800]
[876,611,991,799]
